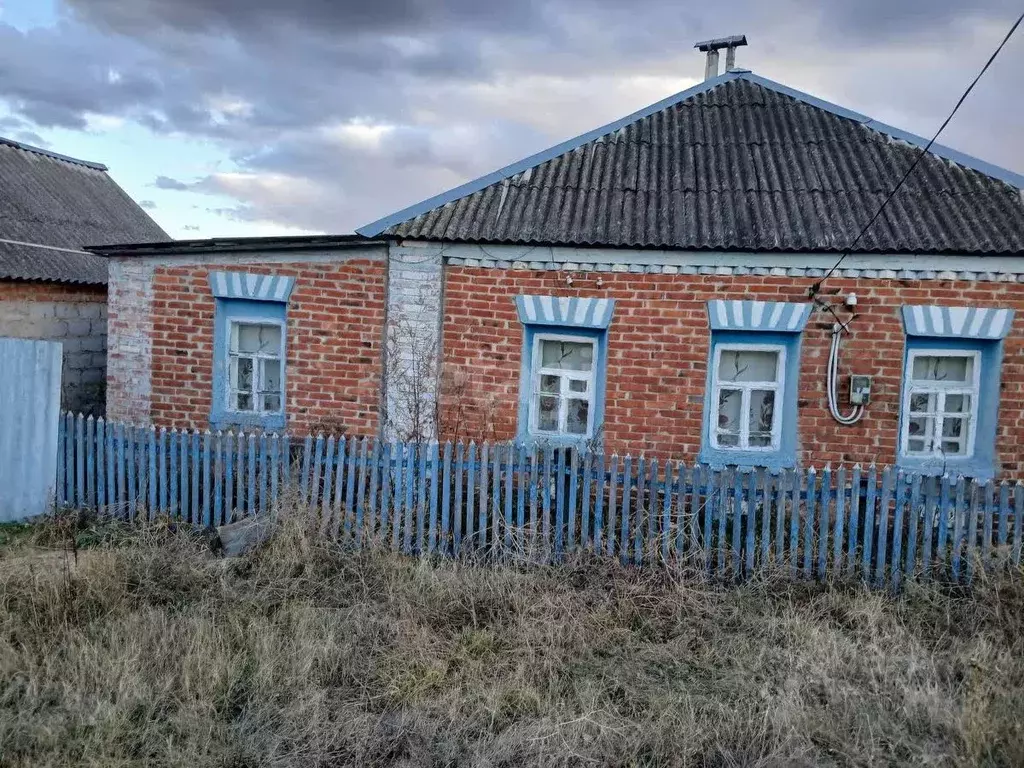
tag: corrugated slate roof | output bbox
[0,137,169,284]
[360,71,1024,254]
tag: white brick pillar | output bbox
[382,242,444,441]
[105,257,155,425]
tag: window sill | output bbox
[210,410,286,433]
[896,455,994,481]
[698,446,795,473]
[520,433,598,450]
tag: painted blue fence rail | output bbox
[55,413,1024,587]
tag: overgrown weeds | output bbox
[1,512,1022,766]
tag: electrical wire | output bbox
[827,323,865,425]
[809,10,1024,296]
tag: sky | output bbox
[0,0,1021,240]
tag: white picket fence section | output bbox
[0,338,62,521]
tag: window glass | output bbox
[902,352,978,460]
[717,349,778,383]
[541,340,593,371]
[531,336,597,437]
[566,399,589,435]
[537,395,559,432]
[228,320,283,414]
[233,323,281,355]
[911,355,971,383]
[747,389,776,447]
[712,346,783,450]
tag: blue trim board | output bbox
[707,300,811,332]
[210,298,287,432]
[896,336,1002,480]
[901,305,1014,340]
[515,295,615,329]
[209,271,295,303]
[515,324,608,448]
[698,330,802,472]
[357,70,1023,238]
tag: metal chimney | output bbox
[694,35,748,80]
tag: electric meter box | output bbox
[849,375,872,405]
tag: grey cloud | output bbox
[140,199,157,209]
[153,175,190,190]
[70,0,539,34]
[0,0,1018,235]
[0,117,49,147]
[801,0,1023,40]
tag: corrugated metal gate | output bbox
[0,337,62,521]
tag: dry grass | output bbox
[1,515,1023,767]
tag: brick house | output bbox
[93,236,388,436]
[99,49,1024,479]
[0,137,167,415]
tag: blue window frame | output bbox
[211,299,287,431]
[897,303,1015,479]
[513,296,614,447]
[898,305,1013,480]
[208,271,295,432]
[699,301,810,471]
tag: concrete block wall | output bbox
[0,280,108,416]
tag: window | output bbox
[711,344,785,451]
[228,321,284,415]
[700,301,810,470]
[530,335,596,437]
[699,328,804,470]
[897,338,1002,478]
[901,351,979,460]
[514,295,614,447]
[897,305,1014,480]
[210,295,288,431]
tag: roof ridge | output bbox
[0,136,108,171]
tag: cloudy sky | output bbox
[0,0,1021,239]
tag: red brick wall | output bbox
[0,281,106,303]
[441,268,1024,475]
[149,260,385,435]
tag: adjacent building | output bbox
[0,137,167,414]
[93,236,387,436]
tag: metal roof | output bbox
[694,35,747,51]
[360,71,1024,255]
[0,138,168,284]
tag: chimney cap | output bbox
[694,34,747,52]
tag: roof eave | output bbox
[88,233,385,257]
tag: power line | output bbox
[809,10,1024,296]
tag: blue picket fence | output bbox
[54,413,1024,586]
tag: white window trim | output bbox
[226,316,286,417]
[528,332,597,438]
[710,342,786,452]
[900,348,981,460]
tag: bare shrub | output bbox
[1,516,1022,766]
